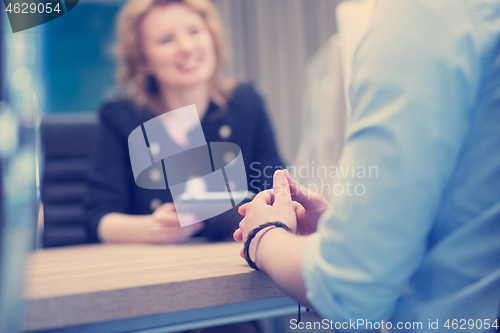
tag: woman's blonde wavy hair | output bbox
[115,0,234,113]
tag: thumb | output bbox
[155,202,176,215]
[163,203,176,210]
[286,170,316,208]
[272,169,292,207]
[238,202,249,216]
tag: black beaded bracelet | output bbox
[244,221,292,270]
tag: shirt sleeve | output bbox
[302,0,482,322]
[84,103,135,242]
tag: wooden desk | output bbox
[23,242,297,332]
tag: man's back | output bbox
[395,0,500,326]
[302,0,500,330]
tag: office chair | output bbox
[41,114,97,247]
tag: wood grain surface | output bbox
[23,241,288,331]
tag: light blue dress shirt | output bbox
[302,0,500,331]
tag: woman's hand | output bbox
[149,203,204,244]
[286,171,331,235]
[98,203,204,244]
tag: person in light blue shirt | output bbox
[233,0,500,331]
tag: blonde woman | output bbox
[85,0,283,244]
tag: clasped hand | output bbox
[233,169,331,254]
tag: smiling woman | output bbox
[84,0,284,246]
[140,3,217,97]
[115,0,229,115]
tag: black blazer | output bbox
[84,84,285,242]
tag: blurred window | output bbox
[44,3,120,113]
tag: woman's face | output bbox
[141,3,217,91]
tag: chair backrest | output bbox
[41,115,97,247]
